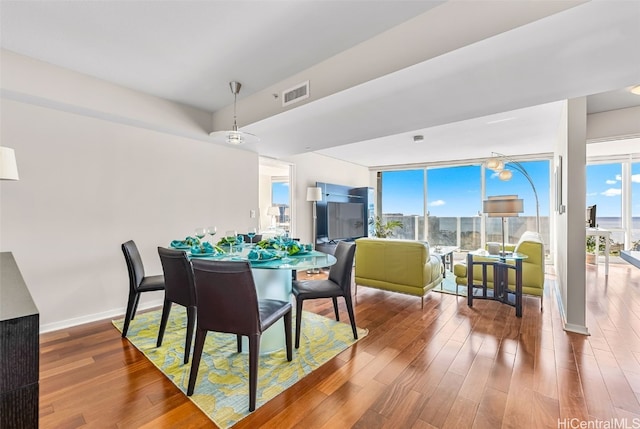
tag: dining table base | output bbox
[242,268,293,354]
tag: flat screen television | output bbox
[586,204,597,228]
[327,202,365,240]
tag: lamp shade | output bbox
[498,169,513,181]
[0,147,19,180]
[483,195,523,217]
[486,158,504,172]
[306,186,322,202]
[267,206,280,216]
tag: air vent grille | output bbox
[282,81,310,107]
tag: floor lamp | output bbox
[306,187,322,250]
[483,195,523,256]
[486,152,539,234]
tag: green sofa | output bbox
[354,238,443,308]
[453,231,545,308]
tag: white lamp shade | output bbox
[483,195,523,217]
[0,147,19,180]
[498,169,513,181]
[306,187,322,202]
[486,158,504,172]
[267,206,280,216]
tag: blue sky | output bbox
[272,182,289,205]
[587,162,640,217]
[382,161,551,217]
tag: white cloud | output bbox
[601,188,621,197]
[605,179,617,185]
[615,174,622,181]
[633,174,640,183]
[430,200,446,207]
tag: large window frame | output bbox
[377,156,552,254]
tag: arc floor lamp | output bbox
[486,152,540,233]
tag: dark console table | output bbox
[1,252,39,428]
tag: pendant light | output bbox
[209,81,259,145]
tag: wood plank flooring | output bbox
[39,262,640,428]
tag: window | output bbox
[427,165,481,250]
[586,163,622,229]
[485,160,550,249]
[380,170,424,240]
[271,178,290,232]
[378,158,550,253]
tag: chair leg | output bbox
[131,292,141,320]
[156,300,172,347]
[237,334,242,353]
[248,334,260,412]
[187,327,207,396]
[332,297,340,321]
[122,291,138,338]
[284,310,292,361]
[295,297,304,349]
[343,294,358,340]
[184,306,196,364]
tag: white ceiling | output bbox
[1,1,639,168]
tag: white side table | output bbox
[586,227,610,276]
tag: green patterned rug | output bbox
[113,306,367,428]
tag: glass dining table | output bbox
[188,245,337,353]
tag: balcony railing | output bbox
[381,214,550,254]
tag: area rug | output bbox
[432,270,467,296]
[112,307,367,428]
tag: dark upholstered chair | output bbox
[292,241,357,348]
[121,240,165,338]
[187,260,292,411]
[157,247,197,364]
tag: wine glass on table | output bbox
[195,227,206,244]
[247,227,257,246]
[278,237,292,267]
[207,226,217,243]
[225,230,237,253]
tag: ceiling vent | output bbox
[282,81,309,107]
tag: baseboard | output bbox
[39,298,164,333]
[563,323,590,336]
[553,282,590,336]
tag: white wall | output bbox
[284,153,370,245]
[554,98,588,335]
[0,53,259,332]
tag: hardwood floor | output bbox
[39,263,640,428]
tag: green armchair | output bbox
[453,231,545,309]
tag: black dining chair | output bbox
[121,240,165,338]
[157,247,197,364]
[187,259,292,411]
[292,241,357,348]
